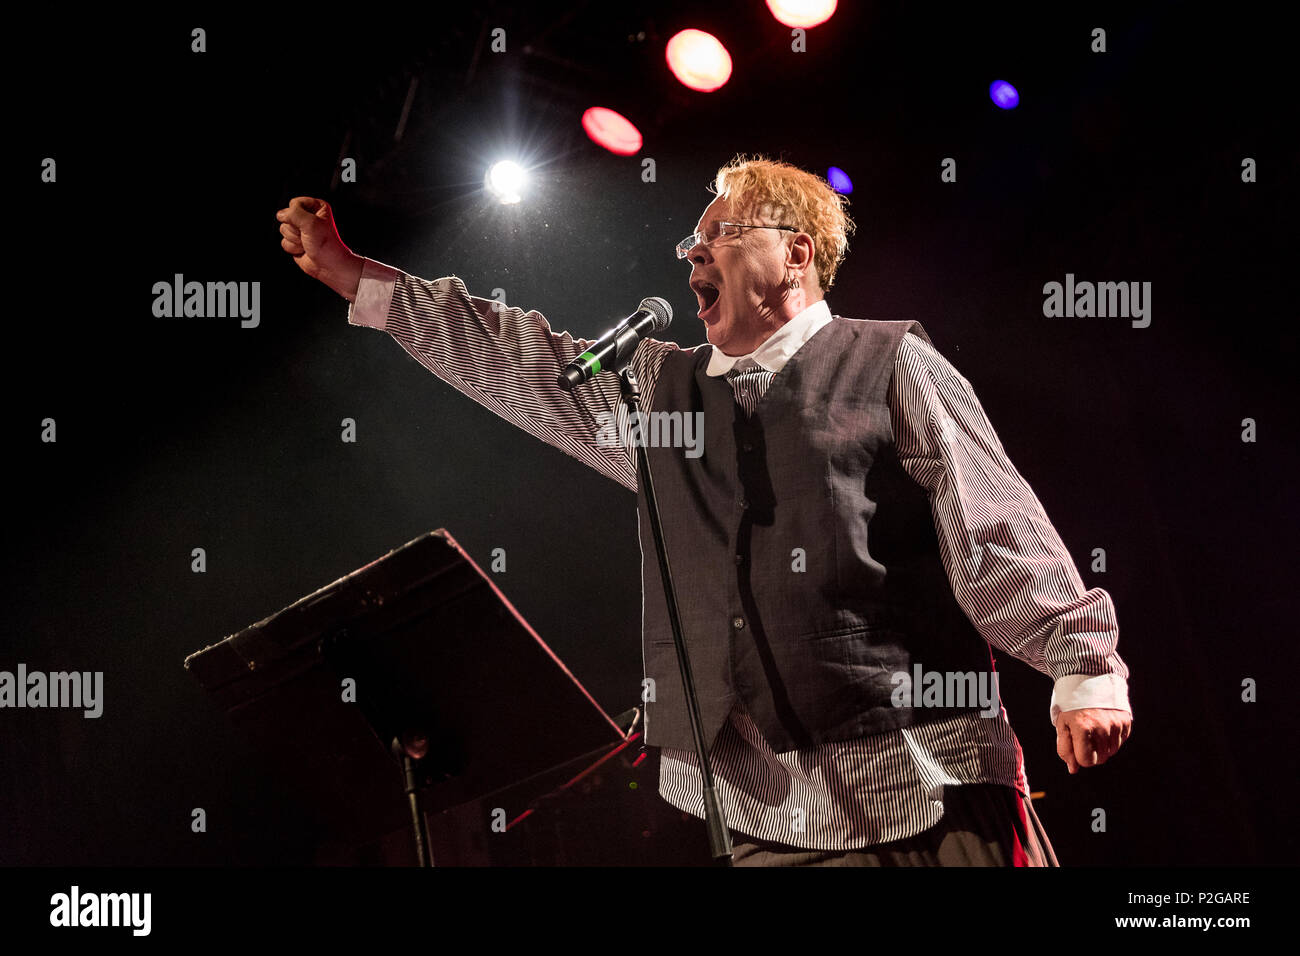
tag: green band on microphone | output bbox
[580,352,601,375]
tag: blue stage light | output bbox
[989,80,1020,110]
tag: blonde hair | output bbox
[710,154,856,291]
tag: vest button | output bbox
[731,616,746,630]
[734,554,744,565]
[742,442,754,452]
[739,497,749,509]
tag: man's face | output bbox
[686,196,791,355]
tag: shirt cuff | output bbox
[1049,673,1131,727]
[346,257,401,330]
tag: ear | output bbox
[786,232,815,275]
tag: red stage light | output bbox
[766,0,838,29]
[665,29,733,92]
[581,107,643,156]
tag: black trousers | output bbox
[730,784,1060,867]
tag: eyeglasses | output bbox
[675,222,797,259]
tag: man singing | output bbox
[276,155,1132,866]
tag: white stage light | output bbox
[486,161,526,204]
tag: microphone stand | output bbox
[616,365,733,866]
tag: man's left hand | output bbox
[1055,708,1132,774]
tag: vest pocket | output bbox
[795,610,903,641]
[835,628,914,718]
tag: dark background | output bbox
[6,1,1294,865]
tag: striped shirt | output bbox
[347,258,1131,850]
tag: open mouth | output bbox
[694,281,721,320]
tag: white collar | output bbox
[704,299,833,377]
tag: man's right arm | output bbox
[276,195,678,493]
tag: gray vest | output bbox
[639,315,996,754]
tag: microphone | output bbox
[557,296,672,391]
